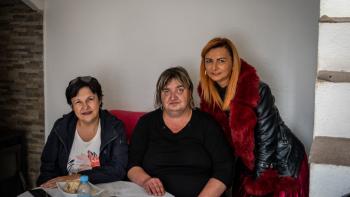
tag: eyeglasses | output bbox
[69,76,93,85]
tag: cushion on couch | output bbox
[109,109,145,142]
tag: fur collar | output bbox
[229,59,260,170]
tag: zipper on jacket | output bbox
[54,128,68,155]
[100,133,119,154]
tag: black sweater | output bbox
[128,109,233,197]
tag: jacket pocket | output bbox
[276,123,304,177]
[276,124,293,176]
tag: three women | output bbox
[38,37,309,197]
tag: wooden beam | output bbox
[318,70,350,82]
[310,136,350,166]
[320,15,350,23]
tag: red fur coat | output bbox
[198,60,297,196]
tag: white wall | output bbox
[310,163,350,196]
[320,0,350,17]
[314,82,350,138]
[44,0,319,152]
[318,23,350,72]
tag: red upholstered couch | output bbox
[109,110,145,142]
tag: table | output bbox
[18,181,174,197]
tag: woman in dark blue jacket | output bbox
[37,76,128,188]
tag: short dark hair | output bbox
[65,76,103,106]
[155,66,194,109]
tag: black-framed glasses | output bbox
[69,76,93,85]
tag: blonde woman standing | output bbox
[198,37,309,197]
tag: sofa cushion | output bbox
[109,110,145,142]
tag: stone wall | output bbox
[0,0,44,188]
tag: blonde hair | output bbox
[155,66,195,109]
[200,37,241,110]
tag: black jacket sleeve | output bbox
[254,83,279,177]
[36,123,63,185]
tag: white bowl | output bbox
[57,181,104,197]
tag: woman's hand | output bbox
[198,178,226,197]
[127,166,165,196]
[41,174,80,188]
[142,177,165,196]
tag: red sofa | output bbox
[109,110,145,142]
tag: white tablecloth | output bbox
[18,181,174,197]
[98,181,174,197]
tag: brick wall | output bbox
[0,0,44,188]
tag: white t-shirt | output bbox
[67,121,101,174]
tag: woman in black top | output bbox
[127,67,233,197]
